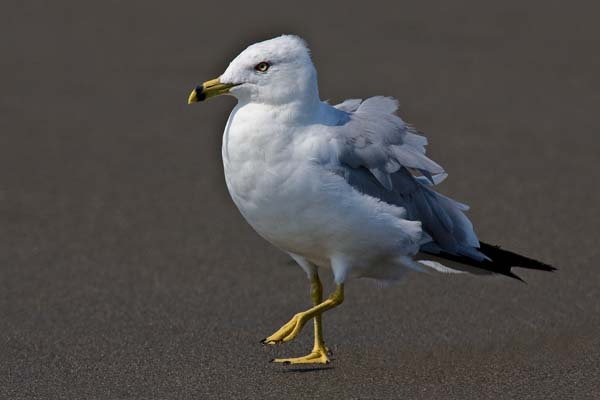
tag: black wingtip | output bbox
[507,271,526,284]
[479,242,558,273]
[422,241,556,281]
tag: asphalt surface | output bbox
[1,1,599,399]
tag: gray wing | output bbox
[332,97,444,190]
[331,97,484,260]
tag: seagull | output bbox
[187,35,555,365]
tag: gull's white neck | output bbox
[220,87,334,218]
[234,80,322,125]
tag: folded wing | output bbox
[332,96,443,190]
[328,97,554,279]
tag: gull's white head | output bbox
[188,35,319,107]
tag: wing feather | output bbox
[329,97,482,260]
[327,97,554,278]
[332,96,442,190]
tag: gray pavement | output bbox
[1,1,599,398]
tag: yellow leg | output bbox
[265,276,344,364]
[310,274,327,353]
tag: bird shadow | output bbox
[277,366,335,373]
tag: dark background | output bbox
[1,1,599,398]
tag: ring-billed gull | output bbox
[187,35,555,365]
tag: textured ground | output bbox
[1,1,599,399]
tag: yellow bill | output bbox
[188,78,236,104]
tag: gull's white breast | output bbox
[221,102,423,273]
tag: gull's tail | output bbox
[418,242,557,281]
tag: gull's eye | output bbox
[254,62,270,72]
